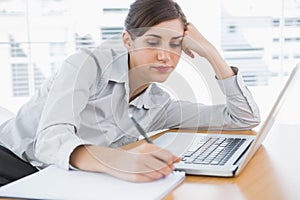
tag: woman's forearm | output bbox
[203,45,235,79]
[70,145,105,172]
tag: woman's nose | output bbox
[157,48,170,62]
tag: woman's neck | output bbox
[127,53,150,102]
[128,68,150,102]
[129,84,149,102]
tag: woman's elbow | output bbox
[226,111,261,130]
[238,114,261,130]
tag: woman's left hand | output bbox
[182,22,213,59]
[181,22,235,79]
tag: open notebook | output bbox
[0,165,185,200]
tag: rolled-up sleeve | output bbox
[164,67,261,130]
[34,51,98,169]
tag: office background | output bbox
[0,0,299,124]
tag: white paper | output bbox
[0,166,185,200]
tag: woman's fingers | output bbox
[106,167,157,182]
[143,169,167,180]
[140,143,179,160]
[144,157,174,176]
[139,144,180,177]
[151,147,175,165]
[182,22,212,58]
[183,48,195,58]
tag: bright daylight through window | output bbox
[0,0,299,120]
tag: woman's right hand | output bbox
[70,143,180,182]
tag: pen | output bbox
[129,113,178,175]
[129,114,153,144]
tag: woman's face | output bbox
[126,19,184,83]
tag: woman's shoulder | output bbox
[67,47,127,71]
[64,48,114,67]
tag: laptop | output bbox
[153,63,300,177]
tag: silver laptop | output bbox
[154,63,300,177]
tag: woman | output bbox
[0,0,260,185]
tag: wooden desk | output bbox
[124,123,300,200]
[164,124,300,200]
[1,124,299,200]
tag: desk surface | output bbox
[162,123,300,200]
[1,123,299,200]
[123,123,300,200]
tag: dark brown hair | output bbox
[124,0,187,39]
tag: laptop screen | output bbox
[236,63,300,175]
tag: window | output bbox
[49,42,66,56]
[1,0,300,114]
[75,33,96,50]
[221,16,271,86]
[102,8,128,14]
[100,27,124,40]
[11,63,29,97]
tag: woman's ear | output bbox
[122,31,133,50]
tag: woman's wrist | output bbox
[70,145,107,173]
[199,44,235,79]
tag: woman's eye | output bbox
[147,40,160,46]
[170,43,182,48]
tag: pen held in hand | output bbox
[129,113,180,175]
[129,114,153,144]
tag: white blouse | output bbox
[0,48,260,170]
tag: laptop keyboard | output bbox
[181,137,246,165]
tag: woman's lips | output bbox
[152,66,172,73]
